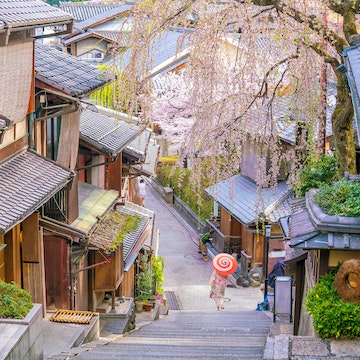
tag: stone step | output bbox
[67,310,271,359]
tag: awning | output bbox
[80,108,143,158]
[0,149,73,235]
[71,182,119,234]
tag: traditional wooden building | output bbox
[0,0,74,313]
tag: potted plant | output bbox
[134,294,145,312]
[135,250,154,311]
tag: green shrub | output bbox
[151,254,165,296]
[156,165,212,221]
[306,269,360,339]
[313,180,360,217]
[0,280,33,319]
[295,155,338,196]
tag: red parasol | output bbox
[212,253,238,275]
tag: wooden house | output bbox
[60,2,135,63]
[0,0,74,313]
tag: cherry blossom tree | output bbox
[110,0,359,186]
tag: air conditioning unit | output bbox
[95,52,102,58]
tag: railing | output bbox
[42,190,67,221]
[240,251,252,279]
[206,220,241,255]
[120,176,130,204]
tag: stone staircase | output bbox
[67,310,271,359]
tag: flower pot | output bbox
[143,302,153,312]
[135,301,144,312]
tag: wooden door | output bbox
[44,235,69,309]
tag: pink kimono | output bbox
[209,270,229,310]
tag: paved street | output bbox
[144,180,264,312]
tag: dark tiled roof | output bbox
[0,149,73,235]
[34,42,109,97]
[60,1,134,22]
[289,192,360,250]
[0,0,73,28]
[80,108,143,157]
[204,174,292,225]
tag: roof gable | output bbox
[0,149,73,235]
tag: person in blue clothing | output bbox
[198,229,214,261]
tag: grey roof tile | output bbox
[0,0,73,28]
[35,42,108,97]
[75,5,134,30]
[80,108,143,156]
[60,1,134,22]
[132,137,160,177]
[205,174,292,225]
[0,149,73,235]
[111,28,192,75]
[124,128,151,161]
[117,203,152,262]
[63,29,119,46]
[289,195,360,250]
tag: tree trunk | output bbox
[332,71,356,176]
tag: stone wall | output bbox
[0,303,43,360]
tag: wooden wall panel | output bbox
[4,225,21,285]
[121,264,135,298]
[94,249,123,292]
[22,213,40,262]
[0,235,5,280]
[220,207,231,236]
[23,263,44,304]
[107,154,122,193]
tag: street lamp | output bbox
[264,223,272,301]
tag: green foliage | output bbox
[109,214,141,251]
[151,254,165,296]
[158,156,179,166]
[306,270,360,339]
[135,250,153,303]
[313,180,360,217]
[0,280,33,319]
[295,155,338,196]
[156,165,213,221]
[89,82,119,109]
